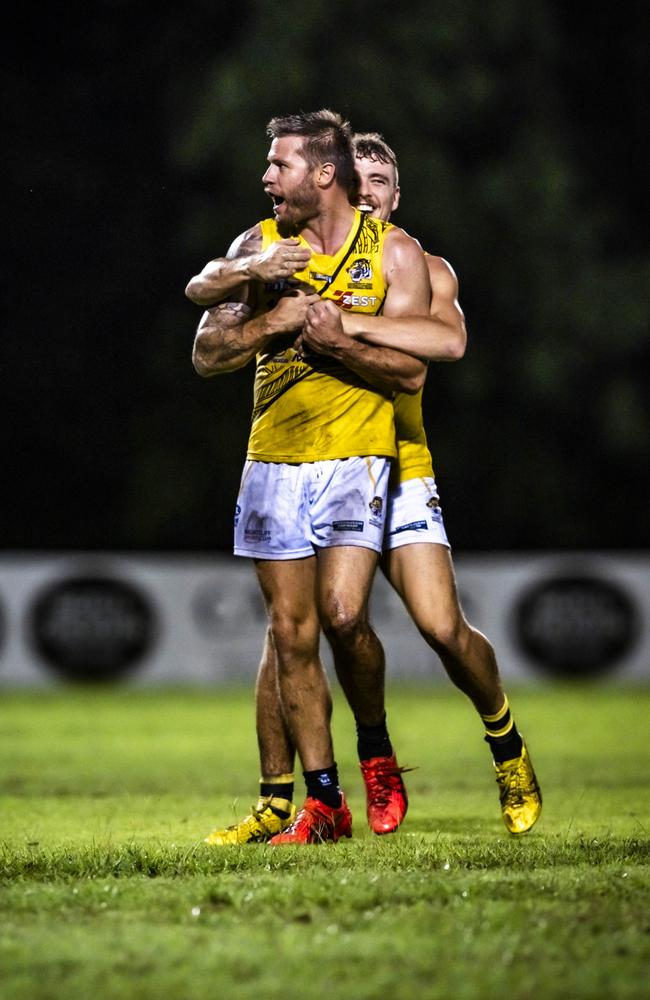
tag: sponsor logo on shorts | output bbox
[244,515,271,543]
[234,504,241,526]
[369,495,384,528]
[392,520,428,534]
[332,520,364,532]
[244,529,272,541]
[426,496,443,523]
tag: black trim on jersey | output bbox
[316,212,366,295]
[251,366,318,422]
[252,213,387,422]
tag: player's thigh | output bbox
[316,544,379,625]
[255,557,320,636]
[383,542,464,635]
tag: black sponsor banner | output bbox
[29,576,157,682]
[0,553,647,685]
[514,574,640,678]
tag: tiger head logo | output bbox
[347,258,372,283]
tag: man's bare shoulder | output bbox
[424,255,460,297]
[383,226,428,267]
[225,223,263,260]
[386,233,457,281]
[424,255,458,279]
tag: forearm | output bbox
[192,305,276,377]
[186,231,312,307]
[325,337,426,395]
[185,257,259,307]
[340,312,466,362]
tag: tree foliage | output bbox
[4,0,648,549]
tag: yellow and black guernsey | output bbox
[391,245,436,484]
[246,209,397,464]
[393,390,435,483]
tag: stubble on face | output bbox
[277,173,321,237]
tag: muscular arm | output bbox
[192,299,258,376]
[301,305,426,394]
[299,237,432,393]
[340,245,467,362]
[185,226,312,307]
[192,289,320,377]
[329,339,426,395]
[301,230,435,394]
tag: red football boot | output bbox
[360,754,410,835]
[268,795,352,845]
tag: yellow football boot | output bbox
[494,741,542,835]
[204,796,297,845]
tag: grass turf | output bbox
[1,683,649,999]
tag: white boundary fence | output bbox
[0,552,648,686]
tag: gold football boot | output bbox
[494,741,542,834]
[204,796,296,845]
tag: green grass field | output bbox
[1,683,649,1000]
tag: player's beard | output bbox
[277,174,320,238]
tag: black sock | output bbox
[482,697,523,763]
[303,764,342,808]
[259,773,294,819]
[356,713,393,762]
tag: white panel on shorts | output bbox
[234,457,391,559]
[384,476,451,550]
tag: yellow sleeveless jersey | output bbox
[246,209,397,463]
[392,390,434,483]
[391,243,437,482]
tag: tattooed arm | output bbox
[192,288,320,377]
[185,225,312,307]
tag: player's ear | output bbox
[392,185,401,212]
[317,161,336,187]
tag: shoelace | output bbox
[285,802,329,839]
[364,763,410,806]
[497,761,530,806]
[221,801,274,835]
[287,799,347,838]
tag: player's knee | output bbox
[268,615,318,663]
[320,602,368,646]
[418,612,469,656]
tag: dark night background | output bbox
[4,0,649,554]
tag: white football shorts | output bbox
[234,456,392,560]
[384,476,450,550]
